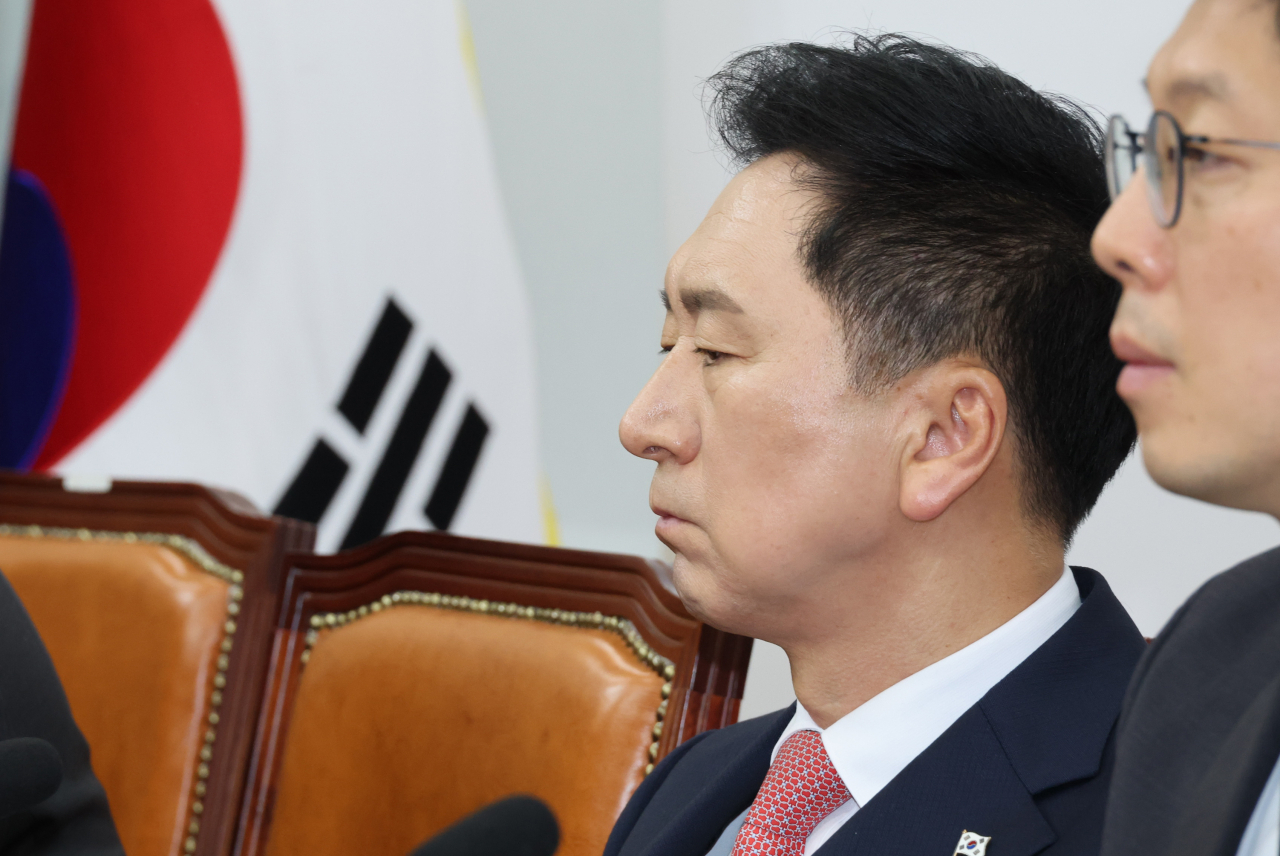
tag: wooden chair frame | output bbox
[235,530,753,856]
[0,472,314,856]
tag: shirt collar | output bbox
[770,564,1081,808]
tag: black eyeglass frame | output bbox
[1105,110,1280,228]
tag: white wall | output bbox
[470,0,1280,719]
[465,0,670,560]
[0,0,33,226]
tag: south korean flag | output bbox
[954,831,991,856]
[1,0,544,550]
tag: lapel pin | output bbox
[954,830,991,855]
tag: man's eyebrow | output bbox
[661,287,745,315]
[1146,73,1231,106]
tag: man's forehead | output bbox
[1148,0,1279,113]
[662,245,750,317]
[662,157,817,316]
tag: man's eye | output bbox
[659,345,674,355]
[696,348,724,365]
[1184,146,1232,172]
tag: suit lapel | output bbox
[816,705,1054,856]
[979,569,1145,793]
[629,707,791,856]
[817,568,1144,856]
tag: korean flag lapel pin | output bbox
[954,830,991,855]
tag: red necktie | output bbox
[730,729,852,856]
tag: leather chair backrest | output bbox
[0,531,236,856]
[236,532,753,856]
[264,599,666,856]
[0,473,315,856]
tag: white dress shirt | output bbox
[706,565,1082,856]
[1235,754,1280,856]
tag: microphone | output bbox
[409,794,559,856]
[0,737,62,818]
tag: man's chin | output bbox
[669,556,762,636]
[668,555,704,613]
[1142,433,1275,514]
[670,557,728,626]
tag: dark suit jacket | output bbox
[605,567,1145,856]
[0,571,124,855]
[1101,545,1280,856]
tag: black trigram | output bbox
[274,297,490,548]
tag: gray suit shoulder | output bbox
[1102,543,1280,856]
[1154,543,1280,660]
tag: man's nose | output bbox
[619,351,700,465]
[1091,171,1174,295]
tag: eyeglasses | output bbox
[1105,111,1280,228]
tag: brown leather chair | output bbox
[0,473,314,856]
[235,531,752,856]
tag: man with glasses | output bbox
[1094,2,1280,855]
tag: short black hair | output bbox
[708,34,1136,543]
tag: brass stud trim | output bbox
[0,523,245,854]
[0,524,243,583]
[300,589,677,775]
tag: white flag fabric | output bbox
[1,0,542,551]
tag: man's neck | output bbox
[780,524,1065,729]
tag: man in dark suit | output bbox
[612,34,1143,856]
[0,571,124,855]
[1092,2,1280,854]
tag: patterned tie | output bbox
[730,729,852,856]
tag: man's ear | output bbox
[898,363,1008,523]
